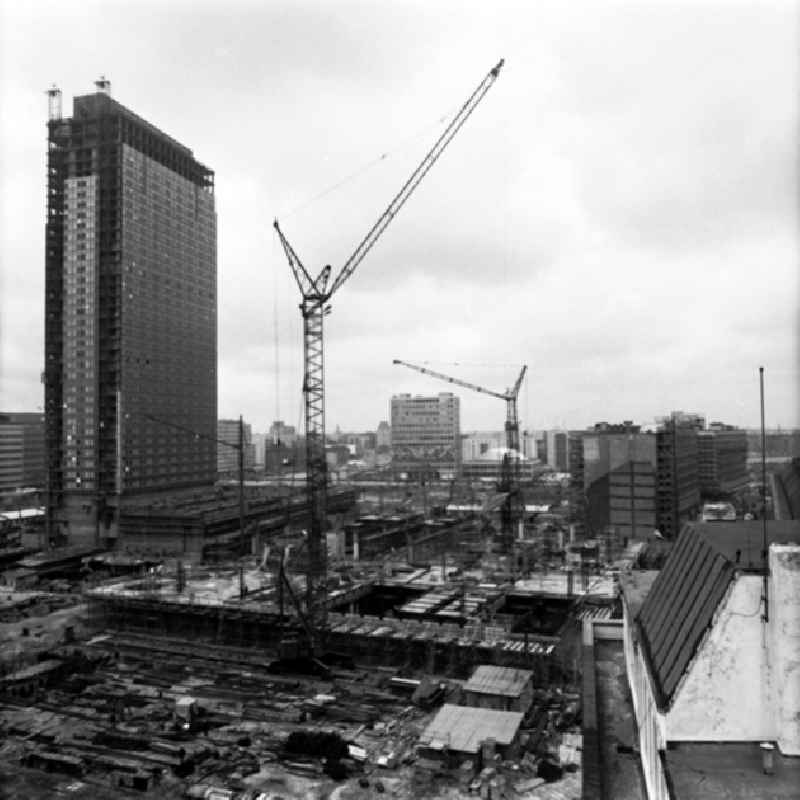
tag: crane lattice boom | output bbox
[272,60,505,641]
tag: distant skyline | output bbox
[1,1,797,434]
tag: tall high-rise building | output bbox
[655,411,703,537]
[44,82,217,544]
[391,393,460,479]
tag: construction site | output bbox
[0,489,619,799]
[1,59,629,800]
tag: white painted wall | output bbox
[769,545,800,755]
[668,575,773,741]
[623,599,670,800]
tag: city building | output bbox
[567,430,587,538]
[568,431,584,488]
[697,422,748,497]
[251,432,266,468]
[460,449,537,482]
[0,413,46,492]
[44,81,216,544]
[519,430,542,462]
[622,520,800,799]
[655,412,703,538]
[340,432,377,456]
[461,430,506,462]
[391,393,460,480]
[268,420,296,448]
[774,459,800,520]
[608,458,657,547]
[581,422,656,541]
[217,419,255,477]
[546,430,569,472]
[746,428,800,463]
[376,421,391,453]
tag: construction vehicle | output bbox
[393,360,527,545]
[273,59,504,647]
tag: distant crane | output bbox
[393,359,527,542]
[273,59,504,636]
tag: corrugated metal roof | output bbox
[463,665,532,697]
[418,703,523,754]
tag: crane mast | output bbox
[273,60,504,638]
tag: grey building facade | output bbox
[45,83,217,544]
[0,413,46,492]
[391,393,460,479]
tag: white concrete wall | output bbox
[668,575,773,741]
[769,545,800,754]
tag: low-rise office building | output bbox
[697,422,748,497]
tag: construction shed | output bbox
[417,703,523,767]
[462,664,533,713]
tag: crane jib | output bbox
[272,59,505,640]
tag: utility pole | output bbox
[239,415,247,557]
[760,366,769,623]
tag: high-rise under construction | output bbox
[44,79,217,545]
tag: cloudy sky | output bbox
[1,0,797,435]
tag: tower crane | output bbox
[392,359,527,543]
[273,59,504,637]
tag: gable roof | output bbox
[637,520,800,710]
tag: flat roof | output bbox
[691,520,800,569]
[419,703,523,754]
[463,665,532,698]
[666,742,800,799]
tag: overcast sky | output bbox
[1,0,797,435]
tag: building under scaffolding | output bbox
[44,80,217,548]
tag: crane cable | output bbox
[272,234,280,436]
[278,104,461,220]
